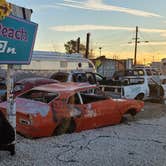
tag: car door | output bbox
[70,92,121,132]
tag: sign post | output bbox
[0,4,37,154]
[6,64,15,134]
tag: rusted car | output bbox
[0,83,144,138]
[14,77,59,96]
[0,77,59,102]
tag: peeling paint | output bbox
[85,104,97,118]
[16,98,49,117]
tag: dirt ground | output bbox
[0,102,166,166]
[128,102,166,121]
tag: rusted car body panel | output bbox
[14,77,59,96]
[0,83,144,138]
[0,77,59,102]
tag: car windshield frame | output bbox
[19,90,59,104]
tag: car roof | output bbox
[32,82,97,93]
[52,70,86,75]
[16,77,58,84]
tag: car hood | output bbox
[0,98,50,117]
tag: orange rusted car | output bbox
[0,82,144,138]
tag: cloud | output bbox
[56,0,161,18]
[49,25,134,32]
[50,24,166,34]
[160,33,166,37]
[141,28,166,33]
[123,41,166,46]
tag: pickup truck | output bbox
[105,68,165,102]
[50,70,166,102]
[101,77,149,100]
[102,77,165,101]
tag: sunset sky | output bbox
[8,0,166,63]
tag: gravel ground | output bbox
[0,102,166,166]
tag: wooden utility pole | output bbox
[99,47,102,57]
[85,33,90,59]
[77,37,80,53]
[134,26,138,66]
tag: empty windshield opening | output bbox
[19,90,58,103]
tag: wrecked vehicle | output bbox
[101,77,147,100]
[14,77,59,96]
[101,76,165,101]
[149,76,166,104]
[161,78,166,104]
[0,77,59,102]
[0,82,144,138]
[50,70,113,85]
[105,67,164,101]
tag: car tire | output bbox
[135,93,144,100]
[66,118,76,134]
[53,118,75,136]
[128,109,137,116]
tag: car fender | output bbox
[123,85,146,99]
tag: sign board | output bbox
[0,15,37,64]
[11,3,32,20]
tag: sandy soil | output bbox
[0,102,166,166]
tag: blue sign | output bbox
[0,15,38,64]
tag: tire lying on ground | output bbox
[0,111,15,155]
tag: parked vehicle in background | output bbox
[151,76,166,104]
[50,70,112,85]
[50,71,88,83]
[108,67,164,101]
[0,82,144,138]
[101,77,148,100]
[14,77,59,96]
[161,58,166,75]
[112,66,161,81]
[0,77,59,102]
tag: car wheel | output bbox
[128,109,137,116]
[53,118,75,136]
[158,97,165,104]
[66,118,76,134]
[135,93,144,100]
[120,116,128,123]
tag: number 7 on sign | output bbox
[0,40,16,54]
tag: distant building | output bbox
[150,62,161,69]
[92,56,133,78]
[161,58,166,75]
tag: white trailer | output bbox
[0,51,96,80]
[21,51,96,72]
